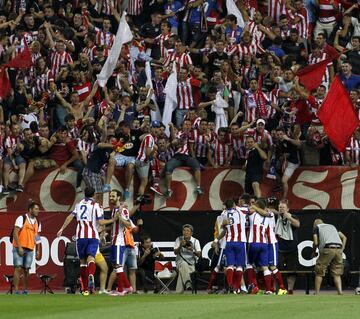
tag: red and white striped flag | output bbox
[97,12,133,87]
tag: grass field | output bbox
[0,294,360,319]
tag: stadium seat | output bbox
[38,274,57,294]
[3,275,14,295]
[154,261,176,294]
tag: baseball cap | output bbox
[256,119,266,125]
[151,120,161,128]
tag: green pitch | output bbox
[0,294,359,319]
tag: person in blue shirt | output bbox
[163,0,183,35]
[225,14,243,45]
[340,60,360,91]
[267,36,286,59]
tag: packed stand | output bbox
[0,0,359,201]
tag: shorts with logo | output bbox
[248,242,269,267]
[76,238,99,259]
[224,242,247,267]
[123,247,137,269]
[114,153,135,167]
[110,245,126,265]
[13,247,34,269]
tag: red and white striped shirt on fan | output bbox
[163,52,193,70]
[248,212,268,244]
[50,48,73,77]
[136,134,156,162]
[247,20,268,44]
[230,134,246,160]
[318,0,340,24]
[221,207,248,242]
[72,198,103,240]
[308,52,332,85]
[35,70,53,96]
[287,7,309,39]
[227,40,265,61]
[83,45,97,61]
[346,137,360,165]
[189,129,209,158]
[254,129,273,148]
[95,28,115,48]
[155,32,173,58]
[175,131,190,155]
[77,139,95,157]
[127,0,143,15]
[177,79,194,110]
[211,139,231,166]
[5,135,20,152]
[268,0,286,23]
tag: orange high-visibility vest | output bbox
[13,214,39,250]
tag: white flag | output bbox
[97,13,133,87]
[226,0,245,28]
[145,61,161,121]
[162,63,178,136]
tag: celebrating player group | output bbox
[211,194,288,295]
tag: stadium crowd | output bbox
[0,0,359,203]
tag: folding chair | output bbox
[38,274,57,294]
[154,261,177,294]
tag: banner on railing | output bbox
[1,166,359,212]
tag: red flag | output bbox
[297,58,331,92]
[0,67,11,99]
[324,44,341,61]
[317,76,359,152]
[4,43,33,69]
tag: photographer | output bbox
[174,224,201,293]
[275,200,300,294]
[137,235,164,293]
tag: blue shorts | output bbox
[4,155,26,166]
[111,245,126,265]
[76,238,99,259]
[248,243,269,267]
[13,248,34,269]
[224,242,247,267]
[268,243,279,266]
[123,247,137,269]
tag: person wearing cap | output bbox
[313,219,347,295]
[134,121,161,201]
[174,224,201,293]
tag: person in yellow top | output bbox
[12,202,41,295]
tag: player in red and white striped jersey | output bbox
[216,199,248,293]
[345,128,360,166]
[57,187,118,295]
[208,127,233,168]
[107,190,139,295]
[264,199,287,294]
[247,199,274,294]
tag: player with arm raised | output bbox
[57,186,118,296]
